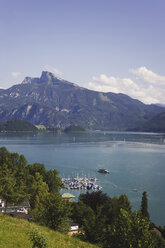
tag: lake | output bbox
[0,131,165,225]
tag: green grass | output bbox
[0,214,98,248]
[35,125,46,130]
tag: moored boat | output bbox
[62,176,102,190]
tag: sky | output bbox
[0,0,165,104]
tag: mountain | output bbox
[0,71,164,130]
[129,112,165,133]
[155,103,165,108]
[0,118,37,132]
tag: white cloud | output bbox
[130,66,165,85]
[43,65,63,76]
[86,71,165,104]
[11,72,21,78]
[88,74,139,94]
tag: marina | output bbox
[62,177,103,190]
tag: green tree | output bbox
[79,190,110,212]
[106,195,131,226]
[104,209,155,248]
[141,191,150,219]
[0,147,28,213]
[72,198,108,244]
[41,192,70,232]
[118,194,131,212]
[30,172,49,221]
[45,169,64,192]
[71,201,89,226]
[0,147,70,233]
[28,163,46,179]
[28,164,64,193]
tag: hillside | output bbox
[130,112,165,133]
[0,214,97,248]
[0,71,164,130]
[64,125,85,133]
[0,118,37,132]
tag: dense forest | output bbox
[0,118,85,134]
[0,147,165,248]
[0,119,37,132]
[64,125,85,133]
[46,125,85,133]
[71,191,165,248]
[0,147,69,232]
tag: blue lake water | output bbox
[0,131,165,225]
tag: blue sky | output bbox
[0,0,165,104]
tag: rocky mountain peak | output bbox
[21,71,74,86]
[21,77,32,84]
[40,71,57,82]
[21,71,59,85]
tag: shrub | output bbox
[29,230,48,248]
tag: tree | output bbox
[0,147,28,213]
[0,147,70,233]
[28,164,64,193]
[79,191,110,212]
[141,191,150,219]
[40,192,70,232]
[0,165,26,213]
[118,194,131,212]
[28,163,46,179]
[104,209,155,248]
[45,169,64,192]
[30,172,49,219]
[72,201,106,243]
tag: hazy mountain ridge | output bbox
[0,71,164,130]
[130,112,165,133]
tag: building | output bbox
[0,197,30,214]
[62,193,76,203]
[68,219,79,235]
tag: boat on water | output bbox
[62,177,102,191]
[97,168,110,174]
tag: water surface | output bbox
[0,131,164,225]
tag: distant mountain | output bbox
[129,112,165,133]
[0,71,164,130]
[154,103,165,108]
[0,118,37,132]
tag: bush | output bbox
[29,230,48,248]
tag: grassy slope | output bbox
[35,125,46,130]
[0,214,97,248]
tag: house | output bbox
[68,219,79,235]
[0,197,30,214]
[0,197,5,210]
[62,193,76,203]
